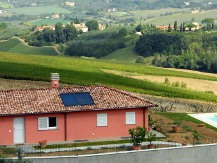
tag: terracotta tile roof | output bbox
[0,86,155,116]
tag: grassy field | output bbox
[0,2,12,8]
[130,8,190,20]
[103,46,139,63]
[0,39,58,55]
[146,9,217,25]
[9,6,71,15]
[31,19,69,26]
[1,52,217,103]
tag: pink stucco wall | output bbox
[0,117,14,145]
[65,108,147,141]
[0,108,148,145]
[25,114,65,143]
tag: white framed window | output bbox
[38,117,57,130]
[126,112,135,125]
[97,114,107,127]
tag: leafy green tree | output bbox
[168,23,171,32]
[135,24,143,32]
[86,20,99,31]
[55,22,65,43]
[174,21,177,31]
[118,28,127,37]
[73,17,81,24]
[202,18,214,30]
[186,23,196,31]
[64,24,78,41]
[180,23,183,32]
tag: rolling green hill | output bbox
[103,46,139,63]
[1,52,217,103]
[0,38,58,55]
[10,6,71,15]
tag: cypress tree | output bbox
[168,23,171,32]
[174,21,177,31]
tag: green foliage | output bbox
[151,32,217,73]
[26,23,79,46]
[129,126,146,146]
[85,20,99,31]
[135,56,145,63]
[164,77,170,84]
[146,132,157,145]
[192,130,203,141]
[64,29,127,58]
[135,33,188,56]
[172,81,180,87]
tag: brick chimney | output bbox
[51,73,60,88]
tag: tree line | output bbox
[135,32,217,73]
[25,20,100,47]
[64,28,127,58]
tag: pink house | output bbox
[0,81,155,145]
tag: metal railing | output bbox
[0,139,217,158]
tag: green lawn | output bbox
[10,6,71,15]
[0,39,58,55]
[1,52,217,103]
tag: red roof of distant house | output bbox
[0,86,155,116]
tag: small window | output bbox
[126,112,135,125]
[97,114,107,127]
[38,117,57,130]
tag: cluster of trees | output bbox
[167,18,215,32]
[64,28,127,58]
[0,23,7,30]
[25,23,79,46]
[135,32,217,73]
[25,19,101,46]
[135,33,188,56]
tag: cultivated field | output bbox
[103,69,217,95]
[0,38,58,55]
[130,8,190,20]
[146,9,217,25]
[31,19,69,26]
[0,52,217,103]
[9,6,71,15]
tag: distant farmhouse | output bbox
[34,23,105,32]
[65,1,75,7]
[0,10,6,14]
[72,23,88,32]
[191,9,200,14]
[108,8,117,12]
[155,25,174,31]
[34,26,55,32]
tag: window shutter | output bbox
[126,112,135,124]
[38,117,48,130]
[97,114,107,126]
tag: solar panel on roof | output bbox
[60,92,94,106]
